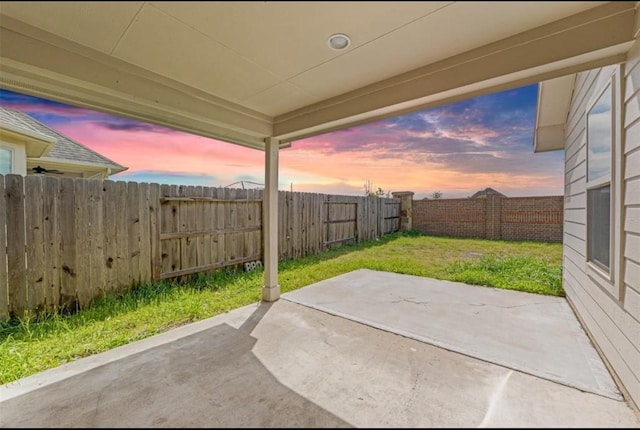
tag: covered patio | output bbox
[0,1,636,302]
[1,1,640,425]
[1,271,638,427]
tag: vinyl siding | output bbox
[563,54,640,409]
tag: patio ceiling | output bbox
[0,1,636,149]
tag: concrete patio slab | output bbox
[283,269,621,400]
[1,298,637,428]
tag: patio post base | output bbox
[262,285,280,302]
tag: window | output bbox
[586,82,613,273]
[0,147,12,174]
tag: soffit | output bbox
[0,1,605,116]
[534,74,576,153]
[0,1,634,150]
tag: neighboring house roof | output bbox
[0,106,126,172]
[470,187,506,198]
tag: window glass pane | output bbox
[0,148,11,174]
[587,84,612,182]
[587,185,610,270]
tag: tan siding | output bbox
[563,60,640,409]
[564,277,640,408]
[624,287,640,322]
[624,91,640,128]
[564,208,586,224]
[565,177,586,196]
[565,160,586,185]
[565,128,585,161]
[626,206,640,233]
[565,115,585,148]
[624,55,640,100]
[565,143,586,173]
[625,117,640,154]
[626,48,640,359]
[625,37,640,76]
[625,259,640,293]
[563,231,585,254]
[572,66,591,99]
[625,177,640,205]
[625,149,640,179]
[566,68,599,135]
[565,192,585,210]
[566,281,640,382]
[565,258,640,357]
[564,220,585,239]
[564,239,585,265]
[625,233,640,264]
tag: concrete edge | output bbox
[0,302,262,402]
[282,294,623,402]
[333,268,566,302]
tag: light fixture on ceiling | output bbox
[327,33,351,50]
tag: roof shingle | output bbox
[0,106,125,169]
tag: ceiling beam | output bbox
[273,2,637,142]
[0,16,275,150]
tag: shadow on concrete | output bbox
[1,303,351,428]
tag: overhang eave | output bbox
[533,74,577,153]
[0,1,634,149]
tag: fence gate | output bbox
[158,186,263,279]
[382,200,401,234]
[323,200,358,248]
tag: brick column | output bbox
[485,194,502,240]
[392,191,414,231]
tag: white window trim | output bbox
[584,65,624,301]
[0,145,14,175]
[613,64,625,302]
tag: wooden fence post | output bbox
[0,175,8,318]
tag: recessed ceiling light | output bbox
[328,33,351,50]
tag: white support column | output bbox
[263,136,280,301]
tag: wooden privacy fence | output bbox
[0,174,400,317]
[278,192,400,260]
[159,186,263,280]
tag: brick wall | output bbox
[413,197,486,238]
[413,195,563,242]
[501,196,563,242]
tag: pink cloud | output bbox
[54,122,263,174]
[1,85,563,198]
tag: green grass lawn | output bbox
[0,231,562,385]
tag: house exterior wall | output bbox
[0,140,26,175]
[563,53,640,408]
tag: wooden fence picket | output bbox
[0,174,400,316]
[25,175,44,311]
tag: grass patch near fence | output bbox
[443,254,563,297]
[0,231,562,385]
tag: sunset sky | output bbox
[0,85,564,199]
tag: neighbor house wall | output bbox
[562,53,640,407]
[0,141,26,175]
